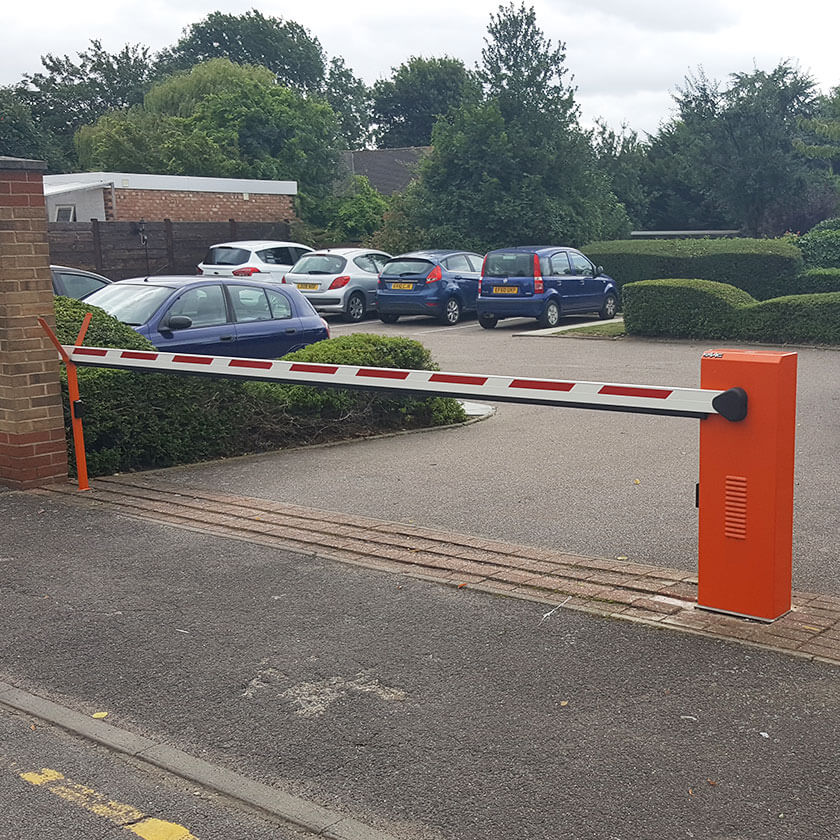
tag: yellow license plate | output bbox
[391,283,414,290]
[296,283,319,290]
[493,285,518,294]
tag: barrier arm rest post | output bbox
[37,315,91,492]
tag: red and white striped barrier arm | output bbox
[62,345,746,420]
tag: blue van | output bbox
[477,246,618,328]
[377,250,484,325]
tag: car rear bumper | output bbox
[377,294,443,316]
[477,296,545,318]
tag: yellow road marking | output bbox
[19,767,198,839]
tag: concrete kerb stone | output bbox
[0,680,398,840]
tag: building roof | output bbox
[341,147,429,195]
[44,180,113,197]
[44,172,297,195]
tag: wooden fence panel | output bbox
[48,219,292,280]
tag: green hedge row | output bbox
[796,229,840,269]
[583,239,804,300]
[55,297,466,476]
[622,279,840,344]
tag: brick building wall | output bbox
[112,189,295,223]
[0,157,68,489]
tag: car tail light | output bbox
[533,255,544,294]
[280,275,286,284]
[232,266,261,277]
[196,267,203,275]
[321,317,330,337]
[479,255,487,294]
[426,265,442,283]
[328,275,351,290]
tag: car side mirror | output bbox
[166,315,192,330]
[595,265,604,277]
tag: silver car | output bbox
[284,248,392,322]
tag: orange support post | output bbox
[38,315,91,492]
[698,349,797,621]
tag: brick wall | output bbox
[0,157,68,489]
[113,189,294,223]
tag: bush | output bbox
[623,279,756,339]
[54,300,466,476]
[623,278,840,345]
[808,216,840,233]
[583,238,803,299]
[796,229,840,268]
[793,268,840,294]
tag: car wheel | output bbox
[379,312,400,324]
[346,291,367,322]
[478,313,498,329]
[439,296,462,325]
[538,300,561,328]
[599,292,618,320]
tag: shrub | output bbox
[54,300,466,476]
[796,229,840,268]
[793,268,840,294]
[583,238,803,299]
[623,279,756,339]
[808,216,840,233]
[623,278,840,345]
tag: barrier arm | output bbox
[38,315,91,491]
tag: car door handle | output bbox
[284,328,296,334]
[220,335,234,341]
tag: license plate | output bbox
[493,285,518,294]
[296,283,319,291]
[391,283,414,290]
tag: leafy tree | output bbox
[372,56,479,148]
[652,62,839,235]
[77,59,340,201]
[796,84,840,179]
[16,39,155,170]
[324,57,371,149]
[156,10,326,94]
[376,4,628,250]
[0,87,54,163]
[591,120,649,229]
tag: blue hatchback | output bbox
[377,250,484,325]
[84,276,329,358]
[477,246,619,328]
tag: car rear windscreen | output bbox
[483,253,534,278]
[203,247,250,266]
[292,254,346,274]
[381,258,434,277]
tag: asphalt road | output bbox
[2,490,839,840]
[152,314,840,596]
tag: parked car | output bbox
[51,265,112,300]
[283,248,392,322]
[376,250,484,325]
[84,276,329,358]
[198,240,314,283]
[477,246,619,329]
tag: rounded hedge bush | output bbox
[54,300,466,476]
[796,229,840,269]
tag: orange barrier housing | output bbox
[698,350,797,621]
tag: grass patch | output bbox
[555,321,626,338]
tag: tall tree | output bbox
[15,39,155,170]
[656,62,838,234]
[77,59,340,200]
[156,10,326,94]
[372,56,479,148]
[0,88,54,163]
[376,4,628,251]
[591,120,649,229]
[324,57,372,150]
[796,84,840,180]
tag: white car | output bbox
[284,248,392,322]
[198,240,314,283]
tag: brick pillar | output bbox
[0,157,68,489]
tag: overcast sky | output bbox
[3,0,839,137]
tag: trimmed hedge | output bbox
[796,229,840,269]
[623,279,840,345]
[583,239,803,300]
[794,268,840,294]
[55,300,466,476]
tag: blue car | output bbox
[477,246,619,329]
[84,276,329,358]
[377,250,484,325]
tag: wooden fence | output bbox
[48,219,292,280]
